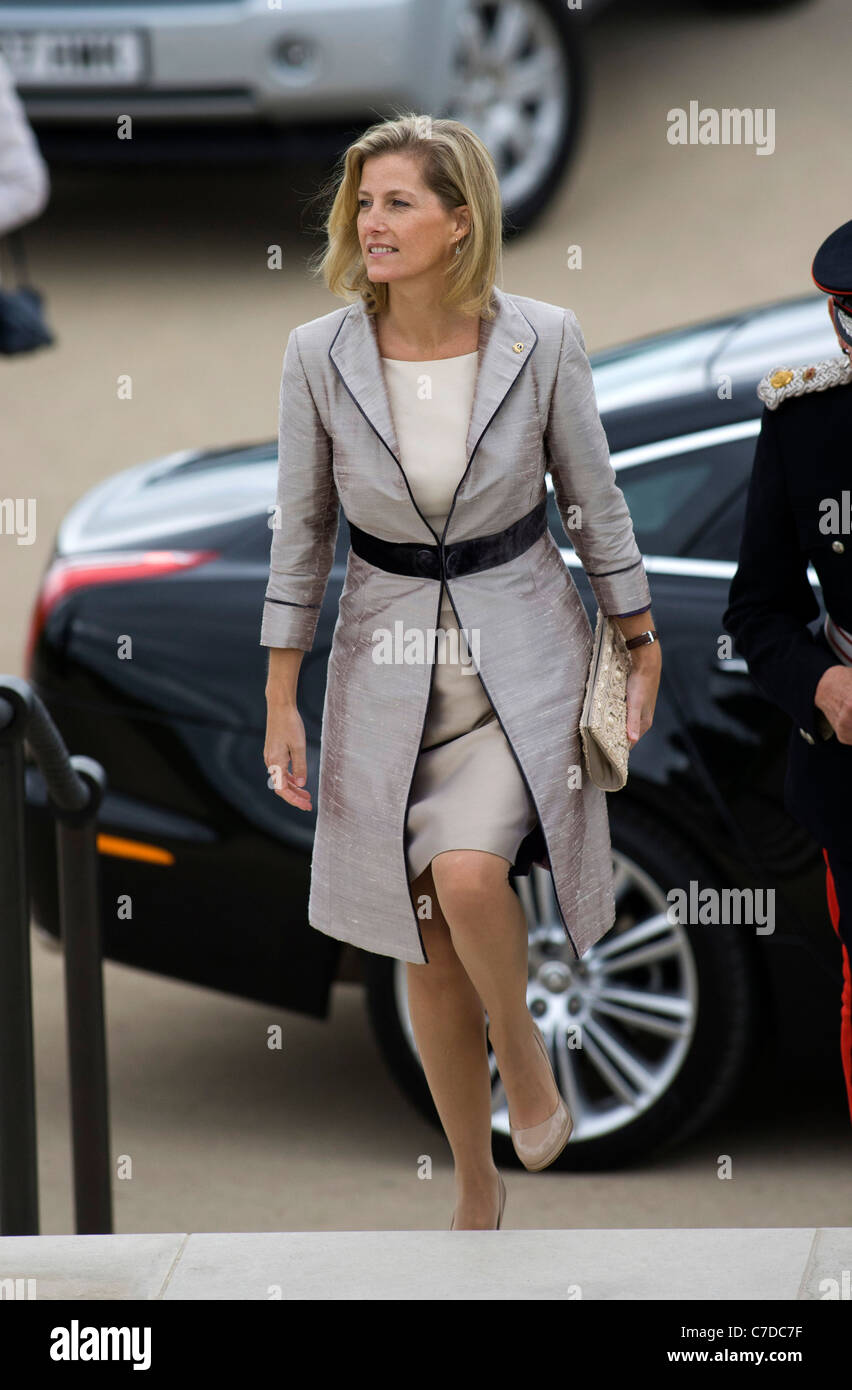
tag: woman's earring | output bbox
[455,241,462,256]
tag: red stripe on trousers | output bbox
[822,847,852,1126]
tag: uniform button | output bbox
[799,727,815,744]
[415,548,436,577]
[832,540,845,553]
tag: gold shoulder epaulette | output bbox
[757,356,852,410]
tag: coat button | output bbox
[832,540,845,553]
[415,548,436,577]
[799,727,815,744]
[444,548,460,578]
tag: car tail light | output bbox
[24,548,219,676]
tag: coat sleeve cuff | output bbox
[260,596,322,651]
[611,602,652,618]
[586,558,653,618]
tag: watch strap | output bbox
[625,629,659,650]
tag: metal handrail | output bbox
[0,674,111,1235]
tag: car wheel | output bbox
[442,0,585,236]
[363,802,759,1169]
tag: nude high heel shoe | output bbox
[450,1173,507,1231]
[509,1021,573,1172]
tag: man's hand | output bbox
[814,664,852,744]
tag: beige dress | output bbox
[380,350,539,882]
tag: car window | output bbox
[549,433,757,558]
[673,436,759,559]
[614,455,716,553]
[690,484,749,562]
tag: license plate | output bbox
[0,30,146,86]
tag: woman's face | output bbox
[356,152,468,290]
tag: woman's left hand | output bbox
[626,647,661,747]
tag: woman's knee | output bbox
[431,849,511,922]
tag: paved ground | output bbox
[3,0,851,1239]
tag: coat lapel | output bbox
[327,284,539,473]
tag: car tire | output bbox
[363,802,761,1170]
[443,0,586,237]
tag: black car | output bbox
[23,292,849,1169]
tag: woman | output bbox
[262,114,660,1231]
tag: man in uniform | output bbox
[723,219,852,1129]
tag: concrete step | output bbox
[1,1227,850,1300]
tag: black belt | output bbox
[347,497,548,580]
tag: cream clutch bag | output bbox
[579,610,631,792]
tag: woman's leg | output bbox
[429,848,562,1132]
[406,861,502,1229]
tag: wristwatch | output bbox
[625,629,659,650]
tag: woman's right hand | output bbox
[264,701,312,811]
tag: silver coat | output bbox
[260,286,652,963]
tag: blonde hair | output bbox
[306,112,503,320]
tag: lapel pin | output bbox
[513,342,525,353]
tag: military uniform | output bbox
[723,220,852,1127]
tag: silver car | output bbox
[0,0,616,230]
